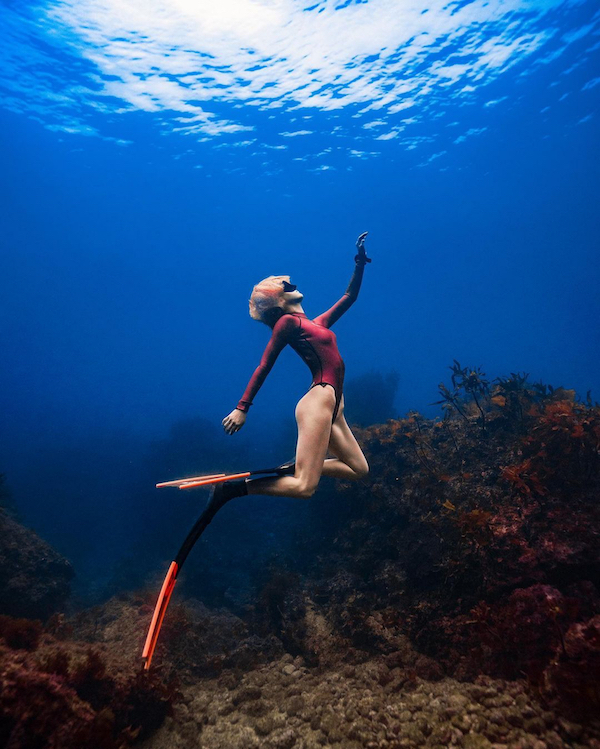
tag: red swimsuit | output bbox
[236,261,365,423]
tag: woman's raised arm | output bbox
[313,232,371,329]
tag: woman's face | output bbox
[280,280,303,310]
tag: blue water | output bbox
[1,0,598,598]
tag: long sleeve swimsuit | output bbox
[236,260,366,424]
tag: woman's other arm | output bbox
[222,315,298,434]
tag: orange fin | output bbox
[142,560,178,670]
[179,471,251,489]
[156,473,226,488]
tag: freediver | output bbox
[142,233,372,668]
[214,231,372,511]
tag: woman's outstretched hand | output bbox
[222,408,247,435]
[355,231,371,264]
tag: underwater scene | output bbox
[1,0,600,747]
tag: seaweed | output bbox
[0,615,43,651]
[0,630,181,748]
[433,360,490,431]
[321,362,600,718]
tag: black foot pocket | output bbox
[207,479,248,514]
[275,458,296,476]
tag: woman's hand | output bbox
[222,408,247,435]
[355,231,371,264]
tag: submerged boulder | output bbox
[0,510,74,620]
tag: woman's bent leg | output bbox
[320,396,370,480]
[245,386,335,499]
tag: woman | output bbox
[141,234,372,669]
[211,232,371,511]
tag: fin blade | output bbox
[179,472,251,489]
[156,473,226,488]
[141,560,179,670]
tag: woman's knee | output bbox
[295,477,319,499]
[354,457,369,479]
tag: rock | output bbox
[178,721,200,743]
[216,701,234,716]
[505,708,524,727]
[255,715,276,736]
[429,723,453,745]
[267,727,297,749]
[524,717,546,735]
[402,723,425,745]
[544,730,565,748]
[487,709,506,726]
[348,717,374,743]
[462,734,493,749]
[0,512,74,619]
[320,711,343,739]
[452,713,473,732]
[557,718,583,740]
[286,695,305,716]
[242,698,271,717]
[231,685,262,705]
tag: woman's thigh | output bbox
[328,396,369,474]
[294,385,336,490]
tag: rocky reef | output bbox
[0,503,74,621]
[139,652,600,749]
[0,610,179,748]
[1,367,599,747]
[259,368,600,725]
[0,503,178,748]
[4,591,598,749]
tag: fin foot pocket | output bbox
[207,478,249,513]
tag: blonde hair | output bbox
[249,275,290,323]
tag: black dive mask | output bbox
[282,280,297,292]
